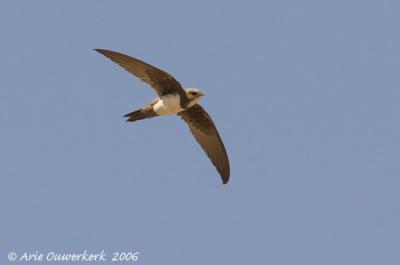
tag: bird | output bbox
[94,49,230,184]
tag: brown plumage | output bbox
[124,100,159,122]
[178,105,230,184]
[95,49,230,184]
[94,49,190,107]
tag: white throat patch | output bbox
[153,94,183,116]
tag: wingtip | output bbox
[94,48,111,55]
[222,175,230,185]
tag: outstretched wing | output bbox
[95,49,187,99]
[178,104,230,184]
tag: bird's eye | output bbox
[191,92,197,96]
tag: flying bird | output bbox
[94,49,230,184]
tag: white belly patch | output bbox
[153,94,183,115]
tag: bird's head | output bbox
[185,88,205,107]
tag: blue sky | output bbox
[1,1,399,264]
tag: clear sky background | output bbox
[1,1,399,264]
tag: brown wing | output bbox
[95,49,187,99]
[178,104,230,184]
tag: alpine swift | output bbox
[94,49,230,184]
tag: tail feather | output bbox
[123,108,158,122]
[124,110,146,122]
